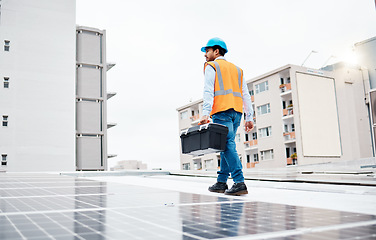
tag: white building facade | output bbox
[0,1,116,172]
[76,26,116,171]
[177,64,373,170]
[354,36,376,156]
[0,0,76,172]
[355,37,376,89]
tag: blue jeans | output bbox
[212,109,244,183]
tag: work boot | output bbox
[225,182,248,196]
[208,182,228,193]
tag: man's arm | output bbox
[200,65,215,124]
[242,76,254,132]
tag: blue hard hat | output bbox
[201,37,228,53]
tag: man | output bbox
[199,37,254,196]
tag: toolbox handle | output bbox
[199,123,210,131]
[181,129,189,135]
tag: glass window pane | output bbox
[180,111,188,120]
[255,81,269,94]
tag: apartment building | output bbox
[355,36,376,89]
[111,160,147,171]
[76,26,117,171]
[354,36,376,155]
[177,64,373,170]
[0,0,76,172]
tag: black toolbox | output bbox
[180,123,229,156]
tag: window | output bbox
[4,40,10,51]
[252,132,257,140]
[259,126,272,138]
[235,133,241,143]
[257,103,270,115]
[255,81,268,94]
[253,154,259,162]
[3,77,9,88]
[182,163,190,170]
[260,149,273,160]
[245,133,249,141]
[284,124,289,133]
[291,124,295,132]
[249,90,254,96]
[205,160,213,169]
[191,109,199,119]
[180,111,188,120]
[2,115,8,126]
[1,154,6,166]
[281,77,291,84]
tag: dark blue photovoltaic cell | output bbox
[0,173,375,240]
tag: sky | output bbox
[76,0,376,170]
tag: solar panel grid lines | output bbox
[1,214,28,240]
[1,173,376,239]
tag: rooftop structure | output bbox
[76,26,117,171]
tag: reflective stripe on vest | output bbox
[212,61,242,98]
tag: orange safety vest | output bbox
[204,59,243,116]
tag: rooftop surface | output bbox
[1,166,376,240]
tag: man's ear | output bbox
[214,48,220,56]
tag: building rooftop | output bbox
[1,163,375,240]
[355,36,376,46]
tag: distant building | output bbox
[177,63,373,170]
[112,160,147,171]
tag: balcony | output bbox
[247,162,256,168]
[244,139,257,147]
[279,83,291,93]
[283,131,296,142]
[244,140,258,151]
[190,115,200,125]
[287,157,297,165]
[282,107,293,117]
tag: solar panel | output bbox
[0,173,375,239]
